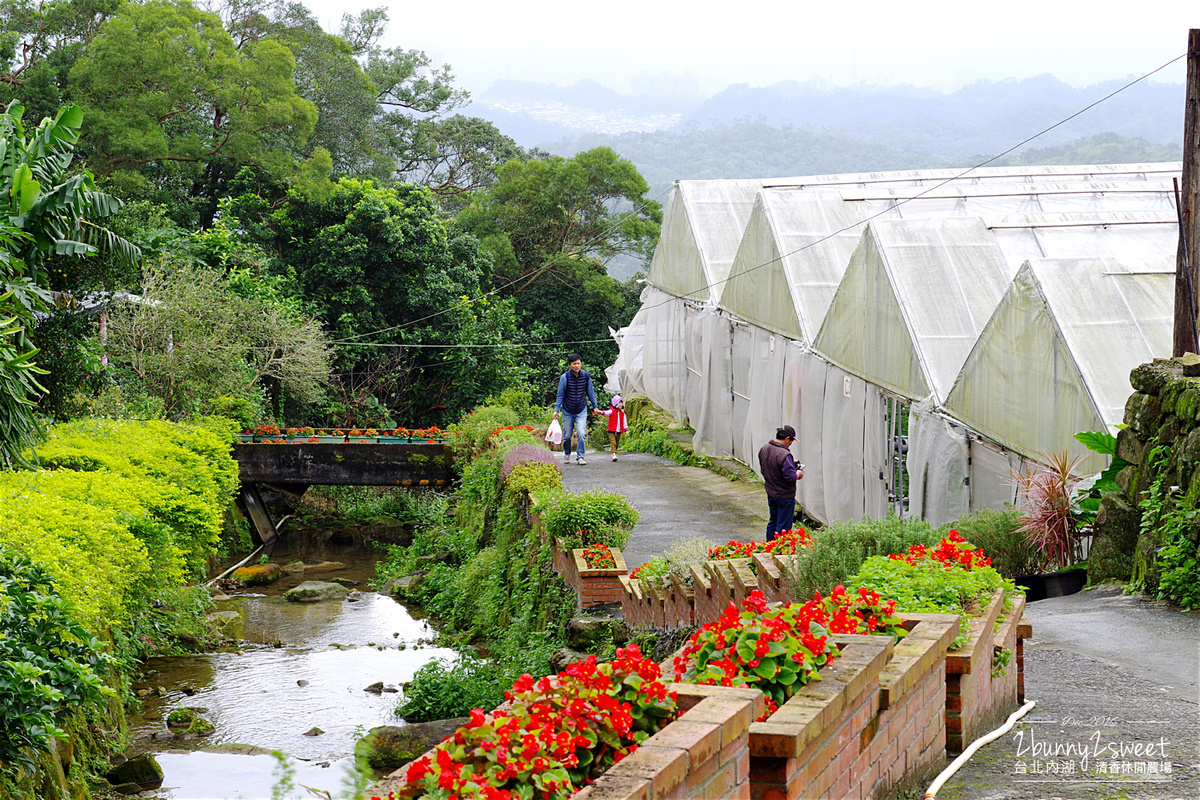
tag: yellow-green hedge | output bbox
[0,417,239,633]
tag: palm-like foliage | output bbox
[1,100,141,285]
[1011,451,1086,571]
[0,100,140,468]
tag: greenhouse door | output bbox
[882,393,910,517]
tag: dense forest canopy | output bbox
[0,0,1185,438]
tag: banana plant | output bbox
[0,100,141,288]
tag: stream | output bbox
[127,537,456,800]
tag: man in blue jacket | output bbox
[553,353,597,465]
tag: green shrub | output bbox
[539,488,640,550]
[949,507,1041,578]
[786,514,941,599]
[663,536,717,584]
[848,555,1017,649]
[629,556,670,585]
[451,404,522,461]
[36,418,239,576]
[297,485,449,527]
[0,547,116,773]
[396,654,508,723]
[505,461,563,498]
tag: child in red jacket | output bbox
[594,395,629,461]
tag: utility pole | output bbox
[1174,28,1200,357]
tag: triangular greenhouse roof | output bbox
[646,179,764,303]
[944,255,1174,464]
[813,218,1014,403]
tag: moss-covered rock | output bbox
[1130,359,1181,396]
[284,580,349,602]
[230,563,283,586]
[105,754,164,791]
[566,616,630,651]
[355,720,468,772]
[1088,493,1141,583]
[1126,393,1163,436]
[166,707,197,728]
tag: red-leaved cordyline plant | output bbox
[889,530,992,570]
[580,543,616,569]
[392,645,675,800]
[1011,451,1085,570]
[706,529,813,561]
[673,589,904,720]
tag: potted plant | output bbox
[1011,451,1089,600]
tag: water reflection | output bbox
[133,591,457,798]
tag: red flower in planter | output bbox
[399,645,675,800]
[581,543,616,569]
[889,530,991,570]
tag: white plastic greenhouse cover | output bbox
[646,179,764,304]
[945,254,1175,474]
[715,169,1177,348]
[814,218,1013,404]
[614,163,1182,524]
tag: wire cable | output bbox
[635,51,1188,313]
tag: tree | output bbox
[261,177,520,422]
[68,0,318,223]
[1,100,139,290]
[456,147,660,399]
[104,260,332,420]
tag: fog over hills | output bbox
[466,74,1184,183]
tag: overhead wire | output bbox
[632,50,1188,315]
[329,50,1186,352]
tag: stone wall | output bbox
[1090,357,1200,592]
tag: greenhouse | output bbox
[609,163,1180,524]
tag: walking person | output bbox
[757,425,804,541]
[553,353,597,465]
[594,395,629,462]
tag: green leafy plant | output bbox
[1073,429,1128,528]
[540,488,639,550]
[850,533,1017,649]
[0,548,116,773]
[992,646,1013,678]
[629,556,670,585]
[662,536,716,584]
[785,513,941,600]
[397,653,509,723]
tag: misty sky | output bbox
[303,0,1197,96]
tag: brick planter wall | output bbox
[620,573,698,629]
[556,542,627,609]
[944,590,1027,753]
[667,615,958,800]
[370,685,767,800]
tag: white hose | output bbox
[924,700,1037,800]
[204,514,292,587]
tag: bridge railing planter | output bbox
[664,615,958,800]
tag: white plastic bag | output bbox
[545,418,563,445]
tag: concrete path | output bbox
[559,450,768,567]
[560,450,1200,798]
[940,587,1200,800]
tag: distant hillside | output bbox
[468,74,1184,184]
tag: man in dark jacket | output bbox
[552,353,597,465]
[757,425,804,541]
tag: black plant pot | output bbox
[1015,569,1087,602]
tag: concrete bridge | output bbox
[232,442,455,544]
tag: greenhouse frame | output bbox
[608,164,1179,524]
